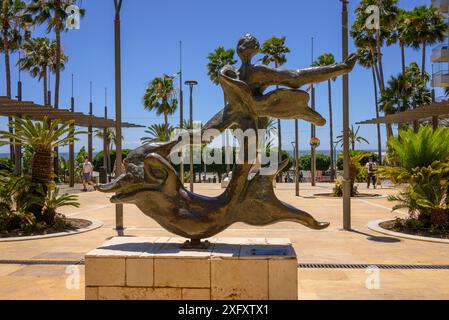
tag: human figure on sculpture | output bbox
[98,34,358,244]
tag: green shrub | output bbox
[0,158,14,173]
[93,149,131,172]
[380,126,449,231]
[299,154,331,171]
[337,150,379,170]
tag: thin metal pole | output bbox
[294,119,299,196]
[310,37,316,187]
[311,86,316,186]
[185,80,198,192]
[190,85,194,192]
[114,0,124,235]
[179,41,184,183]
[104,88,110,178]
[432,89,438,130]
[88,81,93,162]
[342,0,351,231]
[69,74,75,187]
[47,66,51,106]
[189,85,194,191]
[14,75,22,176]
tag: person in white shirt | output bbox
[365,157,377,189]
[82,156,95,192]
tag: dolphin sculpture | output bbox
[97,34,357,247]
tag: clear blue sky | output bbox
[0,0,438,154]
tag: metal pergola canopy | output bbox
[357,101,449,125]
[0,96,144,129]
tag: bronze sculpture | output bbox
[98,34,357,247]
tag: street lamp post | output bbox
[88,81,93,162]
[185,80,198,192]
[293,121,300,196]
[114,0,124,235]
[341,0,351,230]
[179,41,184,183]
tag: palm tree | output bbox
[17,37,68,104]
[259,36,290,168]
[207,46,237,174]
[0,0,31,161]
[0,0,30,98]
[27,0,85,109]
[379,63,431,131]
[407,5,447,74]
[143,74,178,137]
[95,127,121,152]
[95,127,121,173]
[391,9,415,75]
[141,124,174,144]
[207,46,237,85]
[0,117,82,185]
[313,53,336,179]
[357,48,382,163]
[352,0,399,139]
[27,0,85,177]
[337,125,369,151]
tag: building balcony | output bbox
[432,70,449,87]
[432,44,449,63]
[432,0,449,13]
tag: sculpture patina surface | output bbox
[98,34,357,245]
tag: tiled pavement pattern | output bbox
[0,183,448,300]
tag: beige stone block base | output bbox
[85,237,298,300]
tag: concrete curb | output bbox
[0,219,104,243]
[367,219,449,244]
[311,193,388,200]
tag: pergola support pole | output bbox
[69,96,75,187]
[14,81,22,176]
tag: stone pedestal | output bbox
[85,237,298,300]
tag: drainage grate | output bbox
[0,260,448,270]
[0,260,84,266]
[298,263,449,270]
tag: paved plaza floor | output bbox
[1,183,448,300]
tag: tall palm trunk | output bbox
[421,39,427,75]
[3,30,14,162]
[164,112,169,140]
[43,67,48,105]
[371,47,392,139]
[31,149,53,184]
[372,66,382,165]
[30,148,52,220]
[400,42,406,75]
[53,23,61,178]
[327,80,334,181]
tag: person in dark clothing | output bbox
[365,157,377,189]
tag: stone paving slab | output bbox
[0,183,448,300]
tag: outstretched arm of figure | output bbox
[250,53,357,89]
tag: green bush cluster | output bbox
[378,126,449,232]
[299,154,331,171]
[0,172,79,234]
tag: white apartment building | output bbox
[431,0,449,88]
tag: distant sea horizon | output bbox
[0,149,386,160]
